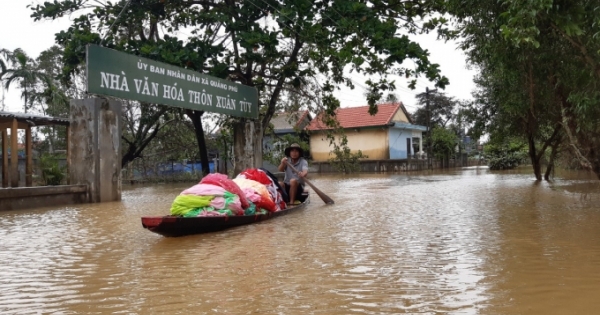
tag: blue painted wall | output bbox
[388,128,411,159]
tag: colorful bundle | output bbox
[171,183,243,217]
[237,168,286,210]
[169,169,287,217]
[181,183,243,215]
[200,173,250,209]
[233,177,277,212]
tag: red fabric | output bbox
[239,169,272,185]
[200,173,249,209]
[235,178,278,212]
[238,168,285,211]
[254,195,277,212]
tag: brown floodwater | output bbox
[1,166,599,314]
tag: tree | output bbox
[411,90,459,163]
[0,48,12,75]
[263,133,308,167]
[0,46,74,154]
[413,90,457,128]
[121,111,220,180]
[430,126,456,164]
[485,136,528,171]
[327,135,367,174]
[1,48,49,113]
[32,0,450,175]
[185,109,210,175]
[30,46,71,153]
[0,48,16,110]
[446,0,567,180]
[121,101,173,169]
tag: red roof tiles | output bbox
[306,103,403,131]
[294,110,310,129]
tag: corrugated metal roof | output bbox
[0,111,70,126]
[306,103,401,131]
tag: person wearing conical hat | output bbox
[278,143,308,205]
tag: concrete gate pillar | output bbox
[69,98,122,203]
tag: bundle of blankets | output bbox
[170,168,288,217]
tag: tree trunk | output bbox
[232,119,263,176]
[121,105,169,169]
[121,127,160,169]
[24,89,28,113]
[527,134,542,180]
[590,147,600,180]
[185,110,210,177]
[544,140,559,181]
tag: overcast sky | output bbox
[0,1,478,114]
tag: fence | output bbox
[310,157,485,173]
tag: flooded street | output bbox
[1,166,600,314]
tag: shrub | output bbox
[39,153,65,185]
[487,151,528,170]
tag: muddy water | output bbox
[1,166,599,314]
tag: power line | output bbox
[100,0,132,46]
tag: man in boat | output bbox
[278,143,308,205]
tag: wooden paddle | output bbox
[285,161,335,205]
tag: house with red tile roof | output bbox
[306,103,426,161]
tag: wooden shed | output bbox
[0,111,70,188]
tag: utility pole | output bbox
[458,115,463,167]
[426,87,432,170]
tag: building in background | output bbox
[306,103,426,162]
[262,111,312,172]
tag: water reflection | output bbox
[0,167,599,314]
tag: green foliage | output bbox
[327,135,367,174]
[1,46,72,154]
[445,0,597,179]
[413,91,458,128]
[214,127,233,164]
[485,139,528,170]
[31,0,452,172]
[121,101,173,169]
[31,0,450,98]
[263,134,308,167]
[487,152,528,170]
[431,126,457,160]
[0,48,51,112]
[39,153,65,186]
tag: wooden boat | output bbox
[141,196,309,237]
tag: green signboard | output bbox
[86,44,258,118]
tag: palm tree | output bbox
[0,48,16,111]
[0,48,14,75]
[1,48,49,113]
